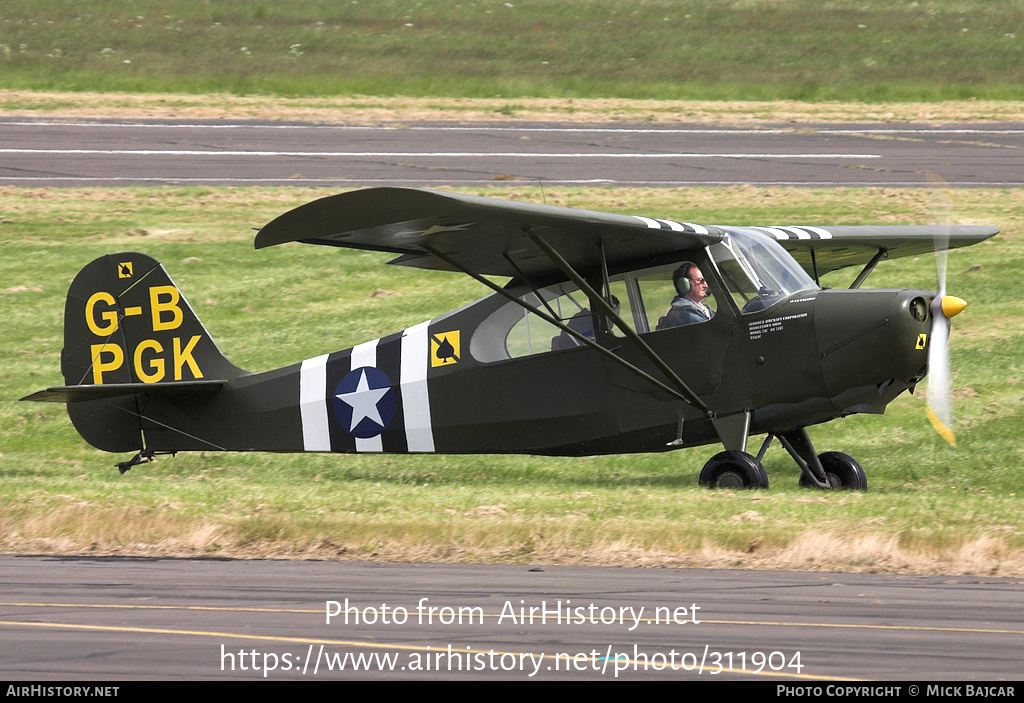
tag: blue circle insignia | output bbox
[332,366,396,439]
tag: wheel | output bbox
[798,452,867,490]
[699,450,769,490]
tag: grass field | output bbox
[2,0,1023,101]
[3,185,1022,574]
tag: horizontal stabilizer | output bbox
[21,379,226,403]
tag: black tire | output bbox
[798,452,867,491]
[699,450,769,490]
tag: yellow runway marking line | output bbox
[0,619,843,680]
[0,601,315,614]
[1,603,1022,636]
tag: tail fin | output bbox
[24,253,244,451]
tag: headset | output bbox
[673,262,698,296]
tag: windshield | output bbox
[709,227,818,313]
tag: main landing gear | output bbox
[697,427,867,491]
[796,451,868,490]
[698,450,770,489]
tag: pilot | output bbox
[663,262,714,328]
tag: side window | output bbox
[635,265,717,332]
[607,278,638,335]
[474,259,727,363]
[606,265,720,339]
[505,282,594,357]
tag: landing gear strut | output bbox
[763,428,868,490]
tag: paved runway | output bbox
[1,118,1022,187]
[1,556,1022,681]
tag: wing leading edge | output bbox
[742,224,1000,278]
[254,187,723,279]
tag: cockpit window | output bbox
[505,282,592,357]
[709,227,818,314]
[485,265,722,361]
[609,267,718,335]
[472,228,816,363]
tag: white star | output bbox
[394,222,473,238]
[417,223,472,236]
[335,369,390,432]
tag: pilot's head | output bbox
[673,262,710,303]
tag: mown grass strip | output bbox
[2,1,1023,101]
[6,92,1024,124]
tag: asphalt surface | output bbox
[1,118,1022,187]
[1,556,1023,681]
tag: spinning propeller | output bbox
[924,176,967,446]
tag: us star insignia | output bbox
[332,367,396,438]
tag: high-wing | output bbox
[743,224,1000,278]
[255,187,998,281]
[255,187,722,278]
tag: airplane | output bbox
[21,187,999,490]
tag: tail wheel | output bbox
[699,450,769,490]
[798,452,867,491]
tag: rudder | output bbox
[58,253,244,451]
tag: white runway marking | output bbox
[0,148,880,159]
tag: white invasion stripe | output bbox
[801,226,833,239]
[638,217,711,234]
[760,227,791,240]
[0,148,882,159]
[299,354,331,452]
[350,339,383,453]
[401,321,435,453]
[779,227,811,240]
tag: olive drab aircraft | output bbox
[22,187,998,490]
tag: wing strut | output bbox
[499,251,581,335]
[422,243,699,406]
[850,247,888,289]
[522,227,711,414]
